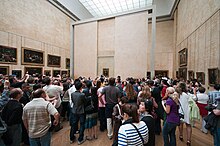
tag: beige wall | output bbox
[114,12,148,78]
[174,0,220,85]
[74,11,175,79]
[74,22,98,78]
[147,20,174,77]
[0,0,72,76]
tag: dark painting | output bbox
[66,58,70,69]
[155,70,168,78]
[179,48,187,67]
[196,72,205,85]
[146,72,151,79]
[44,70,51,76]
[0,66,9,75]
[188,71,194,81]
[25,67,42,76]
[208,68,219,85]
[48,55,61,67]
[53,70,60,77]
[0,45,17,64]
[22,47,44,65]
[12,70,22,79]
[179,68,187,81]
[176,71,179,79]
[103,68,109,77]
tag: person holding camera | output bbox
[162,87,180,146]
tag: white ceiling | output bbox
[55,0,176,20]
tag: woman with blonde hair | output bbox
[162,87,180,146]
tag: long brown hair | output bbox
[125,83,137,100]
[139,85,151,99]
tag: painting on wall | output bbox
[61,70,68,77]
[44,70,51,76]
[0,66,9,75]
[188,70,194,81]
[25,67,42,76]
[22,47,44,65]
[176,71,179,79]
[179,68,187,81]
[196,72,205,85]
[66,58,70,69]
[179,48,188,67]
[0,45,17,64]
[208,68,219,85]
[155,70,168,78]
[48,54,61,67]
[103,68,109,77]
[146,72,151,79]
[12,70,22,79]
[53,70,60,77]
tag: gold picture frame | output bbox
[0,45,17,64]
[22,47,44,66]
[25,67,42,76]
[48,54,61,67]
[0,66,9,75]
[179,48,188,67]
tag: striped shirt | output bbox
[22,98,58,138]
[118,121,149,146]
[208,90,220,105]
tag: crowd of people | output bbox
[0,73,220,146]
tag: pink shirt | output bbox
[98,87,106,107]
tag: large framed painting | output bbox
[179,68,187,81]
[0,45,17,64]
[12,70,22,79]
[25,67,42,76]
[196,72,205,85]
[155,70,168,78]
[53,70,60,77]
[208,68,220,85]
[22,47,44,66]
[66,58,70,69]
[44,70,51,76]
[179,48,188,67]
[103,68,109,77]
[48,54,61,67]
[0,66,9,75]
[188,70,194,81]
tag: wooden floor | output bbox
[51,120,213,146]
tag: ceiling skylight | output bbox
[79,0,153,17]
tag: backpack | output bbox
[85,96,94,113]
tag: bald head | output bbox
[10,88,23,99]
[33,89,46,99]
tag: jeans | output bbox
[201,117,208,133]
[70,113,85,142]
[29,131,52,146]
[214,127,220,146]
[162,122,178,146]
